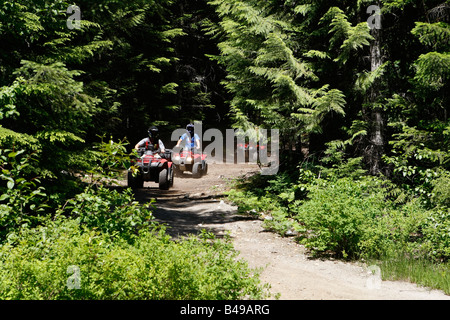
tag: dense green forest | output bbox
[0,0,449,298]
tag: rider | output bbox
[135,126,166,154]
[176,123,200,151]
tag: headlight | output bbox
[186,156,193,163]
[174,155,180,161]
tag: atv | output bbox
[171,148,207,178]
[236,142,265,163]
[127,148,173,190]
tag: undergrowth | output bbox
[0,144,272,300]
[226,161,450,294]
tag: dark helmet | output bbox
[148,126,159,140]
[186,123,194,135]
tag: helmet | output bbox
[148,126,159,140]
[186,123,194,136]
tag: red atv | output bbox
[236,142,265,163]
[127,148,173,190]
[172,148,207,178]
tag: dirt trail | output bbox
[133,163,450,300]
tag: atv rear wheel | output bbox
[202,161,208,176]
[192,162,202,178]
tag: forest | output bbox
[0,0,449,299]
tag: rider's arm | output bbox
[159,140,166,153]
[195,134,201,149]
[175,134,185,147]
[135,138,146,150]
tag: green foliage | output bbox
[6,60,101,134]
[411,22,450,51]
[413,52,450,91]
[0,149,48,241]
[227,166,449,262]
[0,126,41,154]
[324,7,374,64]
[384,122,450,202]
[0,217,270,300]
[227,188,280,216]
[421,207,450,261]
[62,186,154,242]
[430,171,450,208]
[291,177,389,258]
[87,136,134,185]
[355,62,389,93]
[208,0,347,148]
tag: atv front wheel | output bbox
[159,168,172,190]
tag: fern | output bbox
[411,22,450,51]
[336,22,374,64]
[294,4,312,16]
[414,52,450,90]
[322,7,352,48]
[303,50,330,60]
[160,82,179,95]
[322,7,373,64]
[355,61,389,93]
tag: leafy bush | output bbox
[227,171,439,260]
[0,126,41,155]
[430,171,450,208]
[0,218,270,300]
[63,185,154,242]
[87,136,134,185]
[0,149,48,241]
[421,208,450,261]
[292,178,389,258]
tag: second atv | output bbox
[172,149,207,178]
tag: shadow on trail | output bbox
[133,186,255,239]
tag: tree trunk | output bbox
[365,5,386,176]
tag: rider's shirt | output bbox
[180,133,200,149]
[136,138,165,153]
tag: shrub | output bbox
[430,171,450,208]
[0,218,270,300]
[421,208,450,261]
[226,169,444,262]
[62,185,155,242]
[0,149,48,241]
[292,178,388,258]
